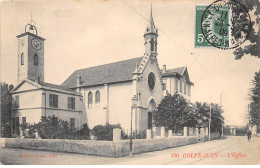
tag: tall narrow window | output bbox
[95,90,100,103]
[150,38,154,51]
[34,54,39,66]
[21,53,24,65]
[180,81,182,92]
[88,91,92,108]
[175,78,178,92]
[15,95,19,108]
[49,94,58,108]
[68,97,75,109]
[188,85,191,96]
[22,117,26,125]
[184,83,187,94]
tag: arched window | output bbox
[148,99,156,129]
[150,38,154,51]
[88,91,92,108]
[21,53,24,65]
[148,72,156,90]
[95,90,100,103]
[34,54,38,66]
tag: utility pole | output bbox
[220,93,224,136]
[209,102,211,141]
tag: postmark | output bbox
[200,0,251,49]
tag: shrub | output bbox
[91,123,126,141]
[19,115,90,140]
[76,123,91,140]
[131,130,146,139]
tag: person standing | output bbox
[247,128,252,142]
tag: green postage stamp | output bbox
[195,0,251,49]
[195,5,230,48]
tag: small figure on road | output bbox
[247,128,252,142]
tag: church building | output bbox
[11,8,194,134]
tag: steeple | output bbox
[144,3,158,57]
[145,3,157,35]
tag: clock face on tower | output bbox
[31,38,41,50]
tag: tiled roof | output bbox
[161,66,194,85]
[61,57,144,88]
[39,81,78,93]
[161,67,185,76]
[11,79,80,95]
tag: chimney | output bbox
[163,65,166,73]
[76,76,81,92]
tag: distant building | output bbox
[11,7,194,134]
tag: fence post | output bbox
[146,129,151,139]
[183,127,188,137]
[195,128,199,141]
[168,130,172,138]
[152,127,157,139]
[161,127,165,138]
[200,128,205,142]
[113,128,121,141]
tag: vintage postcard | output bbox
[0,0,259,165]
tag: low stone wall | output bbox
[203,132,221,141]
[210,132,221,140]
[0,138,116,157]
[0,136,198,157]
[116,136,198,156]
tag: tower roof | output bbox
[144,3,158,35]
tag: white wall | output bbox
[163,76,192,101]
[12,83,83,129]
[45,109,82,129]
[82,85,107,129]
[108,82,133,133]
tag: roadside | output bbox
[0,136,259,165]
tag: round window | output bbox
[148,72,156,90]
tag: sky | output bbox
[1,0,259,127]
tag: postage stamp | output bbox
[196,0,251,49]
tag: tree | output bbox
[249,71,260,128]
[233,0,260,59]
[153,93,196,130]
[0,83,14,137]
[194,102,224,133]
[210,103,224,133]
[193,102,209,129]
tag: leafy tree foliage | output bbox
[233,0,260,59]
[249,71,260,127]
[153,94,196,130]
[1,83,14,137]
[153,93,225,134]
[21,115,90,140]
[194,102,224,133]
[91,123,127,141]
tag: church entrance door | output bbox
[148,99,156,129]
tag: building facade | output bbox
[11,25,83,133]
[11,7,194,134]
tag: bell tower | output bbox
[144,4,158,58]
[16,22,45,84]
